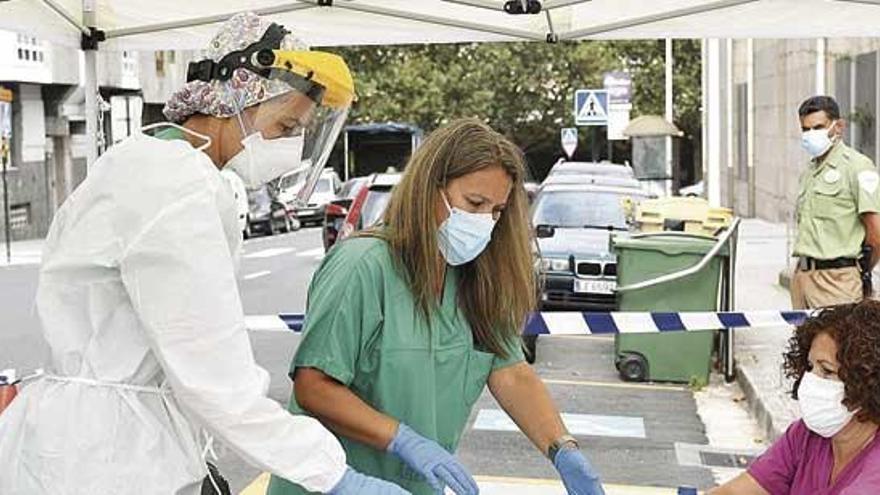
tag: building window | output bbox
[15,34,44,65]
[9,203,30,231]
[155,51,166,77]
[834,57,853,143]
[853,52,877,161]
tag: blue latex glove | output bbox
[553,447,605,495]
[387,423,479,495]
[327,467,411,495]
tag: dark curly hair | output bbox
[784,300,880,423]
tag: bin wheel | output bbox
[618,353,649,382]
[523,334,538,365]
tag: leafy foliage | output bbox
[326,40,702,179]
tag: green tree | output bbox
[327,40,702,179]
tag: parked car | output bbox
[220,168,249,239]
[323,173,401,252]
[524,181,540,204]
[679,180,705,197]
[524,182,652,363]
[546,159,635,179]
[294,169,342,226]
[322,176,371,251]
[541,173,643,190]
[275,166,310,207]
[245,185,300,237]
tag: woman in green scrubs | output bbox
[268,118,605,495]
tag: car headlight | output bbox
[540,258,570,272]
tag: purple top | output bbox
[748,420,880,495]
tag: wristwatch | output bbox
[547,434,579,461]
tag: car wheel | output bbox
[523,334,538,365]
[617,353,649,382]
[243,220,252,240]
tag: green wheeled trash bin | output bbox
[612,233,728,386]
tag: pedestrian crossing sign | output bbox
[574,89,609,126]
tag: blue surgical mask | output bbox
[802,122,837,159]
[437,192,497,266]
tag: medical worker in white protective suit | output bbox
[0,13,410,495]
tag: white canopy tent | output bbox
[7,0,880,49]
[4,0,880,169]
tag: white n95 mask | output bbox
[801,122,837,159]
[438,192,497,266]
[225,133,304,189]
[798,371,856,438]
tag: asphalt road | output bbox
[0,227,717,494]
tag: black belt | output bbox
[797,257,858,271]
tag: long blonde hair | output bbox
[371,118,537,357]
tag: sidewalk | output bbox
[0,238,44,267]
[733,219,799,441]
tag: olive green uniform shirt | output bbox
[793,142,880,260]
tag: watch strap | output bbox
[547,434,579,461]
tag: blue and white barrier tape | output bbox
[245,310,809,336]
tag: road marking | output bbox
[243,248,295,259]
[243,270,272,281]
[473,476,684,494]
[549,334,613,341]
[296,247,324,258]
[472,408,646,439]
[244,315,293,333]
[542,378,688,392]
[239,473,683,495]
[0,254,42,267]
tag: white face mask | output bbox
[225,132,305,189]
[801,122,837,159]
[437,192,497,266]
[798,371,855,438]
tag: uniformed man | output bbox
[791,95,880,309]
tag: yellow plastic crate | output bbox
[636,197,733,237]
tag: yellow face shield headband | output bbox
[254,49,356,110]
[186,22,356,110]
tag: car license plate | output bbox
[299,210,315,216]
[573,279,616,294]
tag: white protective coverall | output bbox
[0,133,346,494]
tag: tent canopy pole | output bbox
[106,2,315,40]
[39,0,90,35]
[83,0,99,169]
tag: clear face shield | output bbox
[187,23,355,202]
[225,89,349,199]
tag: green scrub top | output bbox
[267,236,524,495]
[152,126,187,141]
[793,141,880,260]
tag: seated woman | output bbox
[710,300,880,494]
[268,118,605,495]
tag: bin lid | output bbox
[612,232,726,256]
